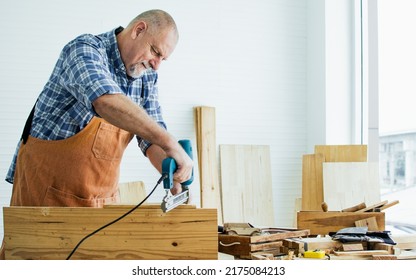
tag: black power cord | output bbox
[66,174,167,260]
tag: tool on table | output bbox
[304,249,326,259]
[161,139,194,213]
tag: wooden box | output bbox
[3,204,218,260]
[297,211,385,236]
[218,228,310,259]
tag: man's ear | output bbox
[131,21,147,39]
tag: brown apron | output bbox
[10,116,134,207]
[1,117,133,259]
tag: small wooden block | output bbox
[342,243,364,251]
[355,216,379,231]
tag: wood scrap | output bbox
[333,250,389,256]
[356,200,388,212]
[342,202,366,212]
[376,200,399,211]
[355,216,379,231]
[342,243,364,251]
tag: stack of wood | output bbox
[218,223,310,259]
[282,234,416,260]
[298,145,400,236]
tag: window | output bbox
[378,0,416,234]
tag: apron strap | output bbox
[21,100,37,144]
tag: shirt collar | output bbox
[107,26,126,74]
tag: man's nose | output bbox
[149,58,162,71]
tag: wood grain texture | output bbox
[117,181,146,204]
[314,145,367,162]
[3,204,217,260]
[219,144,274,226]
[301,154,324,211]
[297,211,385,236]
[322,162,380,211]
[194,106,223,224]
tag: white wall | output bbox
[0,0,309,239]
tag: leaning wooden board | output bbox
[301,145,368,211]
[302,153,324,211]
[322,162,381,211]
[194,106,223,224]
[219,145,274,226]
[3,204,218,260]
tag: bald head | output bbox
[128,9,179,40]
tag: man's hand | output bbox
[165,141,193,184]
[170,181,182,195]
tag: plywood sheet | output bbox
[3,204,218,260]
[323,162,380,211]
[219,145,274,226]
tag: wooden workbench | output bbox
[3,204,218,260]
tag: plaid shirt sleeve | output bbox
[59,36,124,110]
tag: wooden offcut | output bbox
[219,144,274,226]
[3,204,217,260]
[194,106,223,224]
[297,211,385,236]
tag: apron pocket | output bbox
[92,121,132,161]
[43,186,100,207]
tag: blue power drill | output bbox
[160,139,194,212]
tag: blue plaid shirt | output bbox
[6,27,166,184]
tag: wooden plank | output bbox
[302,154,324,211]
[333,250,389,256]
[322,162,381,211]
[341,202,367,212]
[219,144,274,226]
[194,106,223,224]
[250,241,283,252]
[377,200,399,211]
[356,200,388,212]
[314,145,367,162]
[3,205,217,260]
[297,211,385,236]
